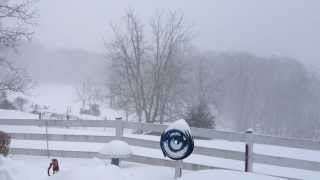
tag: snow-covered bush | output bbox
[30,104,41,114]
[0,99,16,110]
[80,103,100,117]
[13,97,28,111]
[89,103,100,116]
[0,131,11,156]
[99,140,132,157]
[184,103,215,129]
[0,92,16,110]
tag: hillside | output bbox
[3,42,108,84]
[4,83,125,120]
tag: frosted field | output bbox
[1,155,284,180]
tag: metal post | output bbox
[115,117,123,138]
[38,112,42,127]
[245,128,253,172]
[174,160,183,178]
[41,112,50,158]
[111,158,120,166]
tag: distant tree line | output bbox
[182,51,320,139]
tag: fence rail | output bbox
[1,118,320,178]
[1,119,320,150]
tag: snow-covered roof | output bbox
[98,140,132,158]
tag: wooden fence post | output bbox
[174,160,183,178]
[245,128,254,172]
[115,117,123,138]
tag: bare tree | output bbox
[0,0,35,94]
[106,9,147,122]
[0,58,32,92]
[149,11,192,123]
[106,9,192,123]
[0,0,35,48]
[76,79,105,108]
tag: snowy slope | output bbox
[4,83,125,120]
[0,109,38,119]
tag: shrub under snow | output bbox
[99,140,132,158]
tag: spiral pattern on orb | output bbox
[160,129,194,160]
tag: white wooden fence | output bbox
[1,118,320,179]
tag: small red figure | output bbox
[48,159,60,176]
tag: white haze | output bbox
[34,0,320,67]
[1,0,320,139]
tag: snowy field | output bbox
[1,155,284,180]
[1,122,320,179]
[1,84,320,179]
[5,83,126,120]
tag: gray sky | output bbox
[35,0,320,67]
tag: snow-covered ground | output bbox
[0,111,320,179]
[2,124,320,163]
[5,83,126,120]
[1,155,283,180]
[99,140,132,157]
[1,123,320,179]
[1,84,320,179]
[0,109,38,119]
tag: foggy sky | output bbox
[34,0,320,67]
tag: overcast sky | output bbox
[34,0,320,67]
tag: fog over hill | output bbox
[4,41,107,84]
[2,39,320,139]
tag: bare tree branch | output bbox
[0,0,36,94]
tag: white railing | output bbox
[0,118,320,178]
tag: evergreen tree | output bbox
[184,102,215,129]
